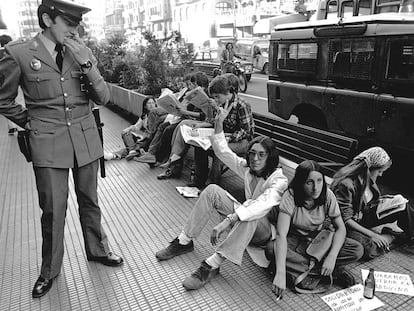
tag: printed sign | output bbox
[322,284,384,311]
[361,269,414,296]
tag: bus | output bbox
[267,5,414,189]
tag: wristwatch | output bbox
[80,60,92,72]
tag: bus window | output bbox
[358,0,373,15]
[330,38,374,80]
[277,43,317,73]
[326,0,339,19]
[375,0,400,13]
[387,40,414,80]
[341,0,355,17]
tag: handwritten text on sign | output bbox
[322,284,384,311]
[361,269,414,296]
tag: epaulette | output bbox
[7,38,26,47]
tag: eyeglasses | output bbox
[248,150,268,160]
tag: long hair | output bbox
[244,136,279,179]
[142,96,155,116]
[289,160,327,207]
[191,71,209,90]
[208,75,234,96]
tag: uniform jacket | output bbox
[211,132,288,222]
[0,34,109,168]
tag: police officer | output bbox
[0,0,123,298]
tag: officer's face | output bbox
[44,14,78,44]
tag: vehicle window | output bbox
[329,38,375,80]
[387,40,414,81]
[277,42,318,73]
[326,0,338,19]
[210,51,218,59]
[358,0,372,15]
[375,0,400,12]
[341,0,355,17]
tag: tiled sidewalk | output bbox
[0,107,413,311]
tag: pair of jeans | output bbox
[183,184,271,265]
[348,201,414,260]
[270,234,363,277]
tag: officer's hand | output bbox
[63,33,89,65]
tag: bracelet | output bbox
[226,213,238,225]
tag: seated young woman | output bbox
[271,160,363,299]
[331,147,414,260]
[105,96,164,160]
[155,102,288,291]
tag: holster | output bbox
[17,130,32,162]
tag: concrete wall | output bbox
[107,83,147,117]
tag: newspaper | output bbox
[156,93,185,116]
[176,186,200,198]
[376,194,408,220]
[180,124,215,150]
[184,86,217,119]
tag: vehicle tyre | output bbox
[263,63,269,74]
[246,74,251,82]
[238,73,248,93]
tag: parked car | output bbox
[235,38,270,76]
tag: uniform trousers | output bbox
[33,159,109,279]
[183,184,271,266]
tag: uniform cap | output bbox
[40,0,90,26]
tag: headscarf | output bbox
[353,147,391,169]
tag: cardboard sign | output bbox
[322,284,384,311]
[361,269,414,296]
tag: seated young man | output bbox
[190,73,254,188]
[155,102,288,291]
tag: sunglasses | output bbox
[248,150,268,160]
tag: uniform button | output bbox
[36,78,40,82]
[60,77,65,82]
[65,107,70,111]
[67,122,71,126]
[63,93,68,97]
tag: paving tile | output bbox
[0,107,413,310]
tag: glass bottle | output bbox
[363,268,376,299]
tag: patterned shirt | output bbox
[223,96,255,143]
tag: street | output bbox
[239,72,271,116]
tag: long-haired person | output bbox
[271,160,363,299]
[331,147,414,259]
[155,102,287,291]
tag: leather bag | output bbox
[294,228,335,294]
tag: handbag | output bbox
[294,228,335,294]
[17,130,32,162]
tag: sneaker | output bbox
[155,238,194,261]
[159,160,171,169]
[125,150,139,161]
[134,152,156,164]
[104,151,116,161]
[182,261,220,291]
[333,268,356,288]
